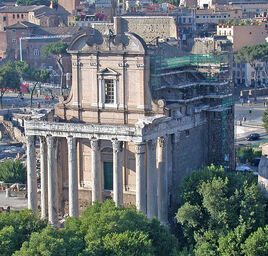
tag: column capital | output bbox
[148,139,157,149]
[46,135,54,145]
[112,139,122,153]
[26,135,35,146]
[67,136,76,146]
[158,136,167,148]
[135,142,146,154]
[90,138,99,151]
[40,136,46,144]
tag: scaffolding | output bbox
[152,54,229,71]
[150,52,234,168]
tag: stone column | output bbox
[91,138,101,203]
[40,136,48,219]
[157,136,168,225]
[67,136,78,217]
[147,139,157,219]
[135,142,146,213]
[26,135,38,215]
[112,140,122,206]
[55,139,63,216]
[47,135,57,226]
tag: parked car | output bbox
[235,165,258,175]
[246,133,260,141]
[235,165,252,172]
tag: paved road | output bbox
[235,102,268,146]
[235,103,265,125]
[0,191,27,211]
[1,93,58,108]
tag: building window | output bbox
[104,79,114,103]
[33,49,40,56]
[12,39,16,43]
[185,130,190,136]
[13,14,15,19]
[21,14,23,18]
[17,14,19,19]
[12,29,16,32]
[3,17,6,21]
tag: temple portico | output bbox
[25,115,179,225]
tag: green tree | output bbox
[263,107,268,133]
[176,165,267,254]
[13,61,29,76]
[14,201,179,255]
[23,68,50,107]
[0,62,21,108]
[242,225,268,256]
[80,200,179,255]
[0,160,26,184]
[235,43,268,88]
[0,210,46,255]
[42,42,68,95]
[13,226,67,256]
[0,226,17,256]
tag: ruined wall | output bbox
[191,37,216,54]
[120,16,178,43]
[1,121,25,143]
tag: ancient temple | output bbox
[25,19,234,226]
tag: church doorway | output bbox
[103,162,113,190]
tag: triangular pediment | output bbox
[97,68,119,76]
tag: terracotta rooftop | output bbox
[0,5,44,13]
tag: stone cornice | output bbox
[25,113,207,143]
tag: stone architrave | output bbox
[67,136,78,217]
[47,135,57,226]
[26,135,38,215]
[112,140,123,206]
[157,136,168,225]
[135,142,146,213]
[147,139,157,218]
[91,138,101,203]
[40,136,48,219]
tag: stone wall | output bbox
[92,16,178,44]
[207,106,235,169]
[121,16,178,43]
[1,121,26,143]
[170,123,208,214]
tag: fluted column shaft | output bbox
[135,142,146,213]
[147,139,157,219]
[67,136,78,217]
[40,136,48,219]
[47,135,57,226]
[91,139,101,203]
[26,135,37,215]
[157,136,168,225]
[112,140,122,206]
